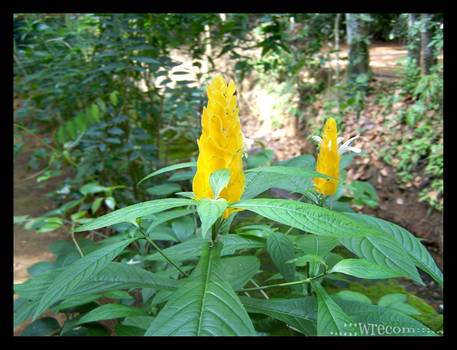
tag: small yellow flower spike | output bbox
[192,76,245,218]
[314,118,341,196]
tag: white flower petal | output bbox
[348,146,362,153]
[311,135,322,144]
[338,135,361,155]
[337,137,344,145]
[340,135,360,148]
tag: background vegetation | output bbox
[14,13,443,336]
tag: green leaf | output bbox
[66,119,77,139]
[27,261,55,276]
[70,210,87,222]
[75,262,181,295]
[104,196,116,210]
[144,234,264,263]
[80,183,108,196]
[61,304,147,335]
[74,198,196,232]
[14,299,39,328]
[22,317,60,336]
[245,165,337,180]
[294,235,339,257]
[145,208,196,235]
[138,161,197,185]
[197,198,227,239]
[109,91,118,106]
[15,262,181,306]
[171,216,195,241]
[334,290,372,305]
[334,299,437,336]
[133,56,160,65]
[14,215,29,224]
[123,315,155,330]
[230,198,382,238]
[175,191,195,199]
[145,242,256,335]
[240,296,317,336]
[25,217,63,233]
[267,232,296,282]
[343,212,442,286]
[377,294,420,316]
[242,168,316,200]
[75,112,87,133]
[329,258,406,279]
[338,233,424,285]
[219,255,260,291]
[115,325,145,336]
[209,168,231,199]
[146,183,181,196]
[91,103,100,122]
[103,290,134,300]
[311,281,356,336]
[277,154,316,168]
[290,254,326,267]
[32,238,137,320]
[52,294,102,312]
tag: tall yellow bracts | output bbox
[192,76,245,218]
[313,117,361,196]
[313,118,341,196]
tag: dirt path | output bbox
[13,131,70,335]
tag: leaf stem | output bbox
[138,226,188,277]
[69,222,84,258]
[239,273,326,293]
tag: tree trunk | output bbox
[421,13,435,75]
[334,13,341,84]
[407,13,421,67]
[345,13,371,85]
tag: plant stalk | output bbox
[139,227,188,277]
[239,273,326,293]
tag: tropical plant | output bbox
[14,77,442,336]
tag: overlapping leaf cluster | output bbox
[14,154,442,336]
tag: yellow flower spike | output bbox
[312,118,362,197]
[192,76,245,218]
[313,118,341,196]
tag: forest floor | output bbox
[236,42,443,312]
[13,42,443,335]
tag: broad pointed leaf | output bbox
[138,161,197,185]
[267,232,296,282]
[311,281,357,336]
[144,234,264,263]
[334,299,437,336]
[32,238,137,320]
[145,242,256,336]
[338,235,424,285]
[209,168,231,199]
[240,296,317,335]
[197,198,227,239]
[74,198,195,232]
[230,198,382,238]
[329,258,406,279]
[343,212,442,286]
[61,304,146,335]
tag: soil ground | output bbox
[13,42,443,335]
[13,133,70,335]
